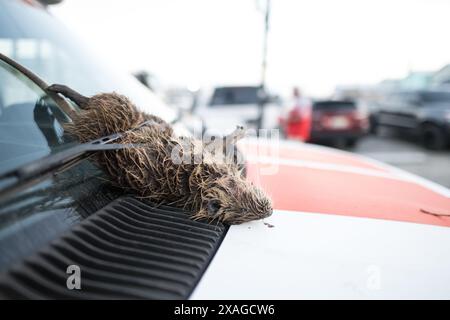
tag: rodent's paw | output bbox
[233,125,247,138]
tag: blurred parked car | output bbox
[372,90,450,150]
[309,100,369,147]
[194,85,281,135]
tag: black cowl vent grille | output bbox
[0,197,227,299]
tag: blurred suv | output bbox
[310,100,369,147]
[373,90,450,150]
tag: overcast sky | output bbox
[51,0,450,96]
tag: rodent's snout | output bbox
[259,207,273,221]
[197,176,273,225]
[226,204,273,225]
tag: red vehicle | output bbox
[308,100,369,147]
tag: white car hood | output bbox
[191,209,450,299]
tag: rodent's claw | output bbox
[227,126,247,144]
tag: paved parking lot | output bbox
[351,129,450,188]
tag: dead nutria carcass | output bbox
[47,84,273,225]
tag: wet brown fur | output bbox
[48,84,272,224]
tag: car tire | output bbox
[369,115,379,135]
[421,124,448,150]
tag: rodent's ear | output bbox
[207,200,221,216]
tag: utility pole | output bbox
[256,0,270,133]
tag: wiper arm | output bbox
[0,120,153,203]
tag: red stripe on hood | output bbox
[246,158,450,228]
[240,142,387,172]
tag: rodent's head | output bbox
[194,174,273,225]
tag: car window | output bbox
[421,91,450,103]
[313,101,356,111]
[209,87,259,106]
[0,59,73,175]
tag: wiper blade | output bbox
[0,134,123,181]
[0,120,153,202]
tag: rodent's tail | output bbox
[47,84,89,108]
[47,84,145,142]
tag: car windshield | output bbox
[0,58,75,176]
[209,86,259,106]
[0,0,176,121]
[0,0,177,176]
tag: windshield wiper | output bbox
[0,120,153,203]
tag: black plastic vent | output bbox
[0,197,227,299]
